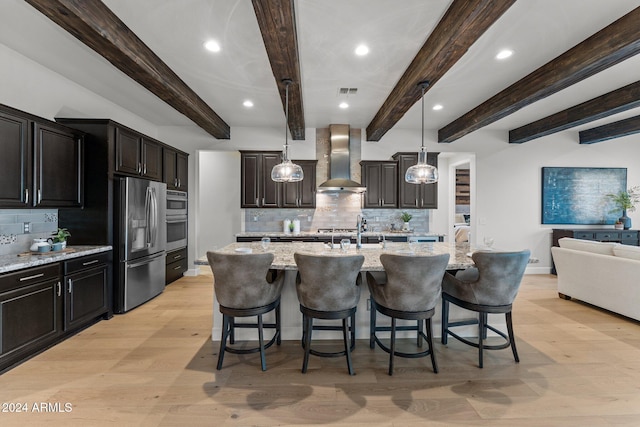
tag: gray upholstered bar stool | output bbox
[294,253,364,375]
[441,249,530,368]
[366,253,450,375]
[207,251,285,371]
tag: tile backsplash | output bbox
[0,209,59,255]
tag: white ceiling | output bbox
[1,0,640,138]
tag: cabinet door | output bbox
[298,161,316,208]
[241,153,261,208]
[0,280,62,360]
[65,265,108,331]
[0,110,31,207]
[163,147,178,190]
[420,153,438,209]
[281,180,299,207]
[396,154,421,209]
[380,163,398,207]
[362,163,382,208]
[141,138,163,181]
[261,153,281,207]
[362,162,397,208]
[176,152,188,191]
[115,127,142,176]
[34,123,83,207]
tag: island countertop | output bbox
[0,245,113,274]
[236,231,446,238]
[197,241,473,271]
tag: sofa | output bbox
[551,237,640,321]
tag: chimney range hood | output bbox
[317,124,367,193]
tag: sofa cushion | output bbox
[558,237,616,255]
[613,244,640,261]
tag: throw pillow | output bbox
[613,244,640,261]
[558,237,616,255]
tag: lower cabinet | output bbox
[166,247,188,285]
[0,252,111,372]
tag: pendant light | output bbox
[271,79,304,182]
[405,81,438,184]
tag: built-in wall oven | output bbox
[166,190,188,251]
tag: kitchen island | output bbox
[197,241,490,341]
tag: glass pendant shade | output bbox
[405,149,438,184]
[272,79,303,183]
[406,81,438,185]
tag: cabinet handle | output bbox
[173,266,182,270]
[143,163,147,175]
[173,255,182,260]
[416,198,418,207]
[68,278,73,293]
[138,162,142,174]
[255,198,259,206]
[37,189,42,204]
[25,188,29,205]
[178,179,181,188]
[19,273,45,282]
[82,259,100,266]
[57,281,61,297]
[262,198,265,205]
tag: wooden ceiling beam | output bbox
[252,0,305,140]
[509,81,640,143]
[579,115,640,144]
[365,0,516,142]
[25,0,230,139]
[439,7,640,143]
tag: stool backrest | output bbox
[376,253,450,312]
[470,250,530,305]
[294,253,364,311]
[207,251,284,309]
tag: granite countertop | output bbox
[0,245,113,274]
[237,231,446,238]
[197,241,472,271]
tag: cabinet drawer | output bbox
[166,258,187,285]
[595,232,620,241]
[166,248,188,265]
[0,264,60,293]
[64,252,110,275]
[621,232,638,240]
[573,232,595,240]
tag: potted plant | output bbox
[400,212,412,231]
[51,228,71,249]
[607,186,640,230]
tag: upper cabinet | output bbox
[240,151,316,208]
[115,127,162,181]
[0,105,83,208]
[393,152,438,209]
[163,147,189,191]
[361,161,398,208]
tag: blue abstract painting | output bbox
[541,167,627,225]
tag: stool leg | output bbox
[276,303,282,346]
[229,316,235,344]
[217,314,229,370]
[370,301,377,349]
[506,311,520,363]
[350,312,356,351]
[258,314,266,371]
[389,317,397,376]
[441,299,449,345]
[426,318,438,373]
[343,317,355,376]
[481,312,488,340]
[417,319,423,347]
[302,315,313,373]
[478,311,485,368]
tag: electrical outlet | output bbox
[23,222,31,233]
[366,298,371,311]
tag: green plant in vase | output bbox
[400,212,412,231]
[51,228,71,249]
[607,186,640,230]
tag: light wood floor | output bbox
[1,271,639,426]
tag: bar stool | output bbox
[293,253,364,375]
[366,253,449,375]
[207,251,285,371]
[441,250,530,368]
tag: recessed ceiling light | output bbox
[496,49,513,60]
[355,44,369,56]
[339,102,349,109]
[204,40,221,52]
[432,104,443,111]
[243,100,254,108]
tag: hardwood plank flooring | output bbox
[0,271,639,426]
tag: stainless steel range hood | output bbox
[317,124,367,193]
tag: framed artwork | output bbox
[541,167,627,225]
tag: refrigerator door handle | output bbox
[145,187,152,248]
[150,187,158,247]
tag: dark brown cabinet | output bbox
[63,253,110,331]
[241,151,281,208]
[361,161,398,208]
[166,247,188,285]
[393,152,438,209]
[0,264,62,372]
[115,127,163,181]
[281,160,317,208]
[0,104,83,208]
[164,147,189,191]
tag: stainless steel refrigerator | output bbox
[116,177,166,313]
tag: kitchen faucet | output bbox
[356,215,362,249]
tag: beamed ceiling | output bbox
[3,0,640,144]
